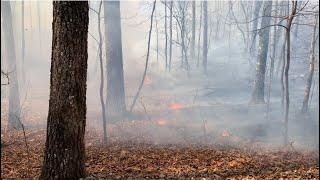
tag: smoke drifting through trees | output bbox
[1,0,319,165]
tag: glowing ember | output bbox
[222,130,231,137]
[170,103,183,110]
[156,119,167,126]
[144,76,152,86]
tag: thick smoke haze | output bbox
[1,1,319,149]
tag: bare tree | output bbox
[283,1,298,145]
[40,2,89,178]
[301,14,318,113]
[1,1,22,130]
[129,0,156,112]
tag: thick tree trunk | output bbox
[250,0,272,104]
[1,1,22,130]
[104,1,126,118]
[202,0,208,75]
[191,1,196,58]
[301,15,318,113]
[250,1,262,55]
[40,2,89,179]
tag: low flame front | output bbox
[222,130,231,137]
[169,103,183,110]
[156,119,167,126]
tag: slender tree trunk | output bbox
[40,2,89,179]
[164,1,168,70]
[250,0,272,104]
[104,1,126,118]
[155,13,159,63]
[197,1,203,67]
[97,1,107,144]
[284,1,297,145]
[202,0,208,75]
[191,0,196,58]
[169,1,173,71]
[250,1,262,55]
[21,1,26,86]
[1,1,22,131]
[266,0,279,119]
[129,1,156,112]
[301,15,318,113]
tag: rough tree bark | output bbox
[250,0,272,104]
[104,1,126,118]
[40,1,89,179]
[202,0,208,75]
[1,1,22,130]
[301,15,318,113]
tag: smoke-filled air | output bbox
[1,0,319,179]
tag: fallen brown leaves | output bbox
[1,129,319,179]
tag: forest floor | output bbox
[1,127,319,180]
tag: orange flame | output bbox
[169,103,183,110]
[156,119,167,126]
[222,130,231,137]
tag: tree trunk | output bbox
[40,2,88,179]
[191,1,196,58]
[168,1,173,71]
[284,1,297,145]
[250,0,272,104]
[197,1,203,67]
[250,1,262,55]
[97,2,107,145]
[202,0,208,75]
[266,0,279,119]
[21,1,26,86]
[104,1,126,118]
[1,1,22,131]
[301,15,318,113]
[164,1,168,70]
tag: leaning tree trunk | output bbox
[301,15,318,113]
[249,1,262,55]
[202,0,208,75]
[1,1,22,131]
[250,0,272,104]
[104,1,126,118]
[40,2,89,179]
